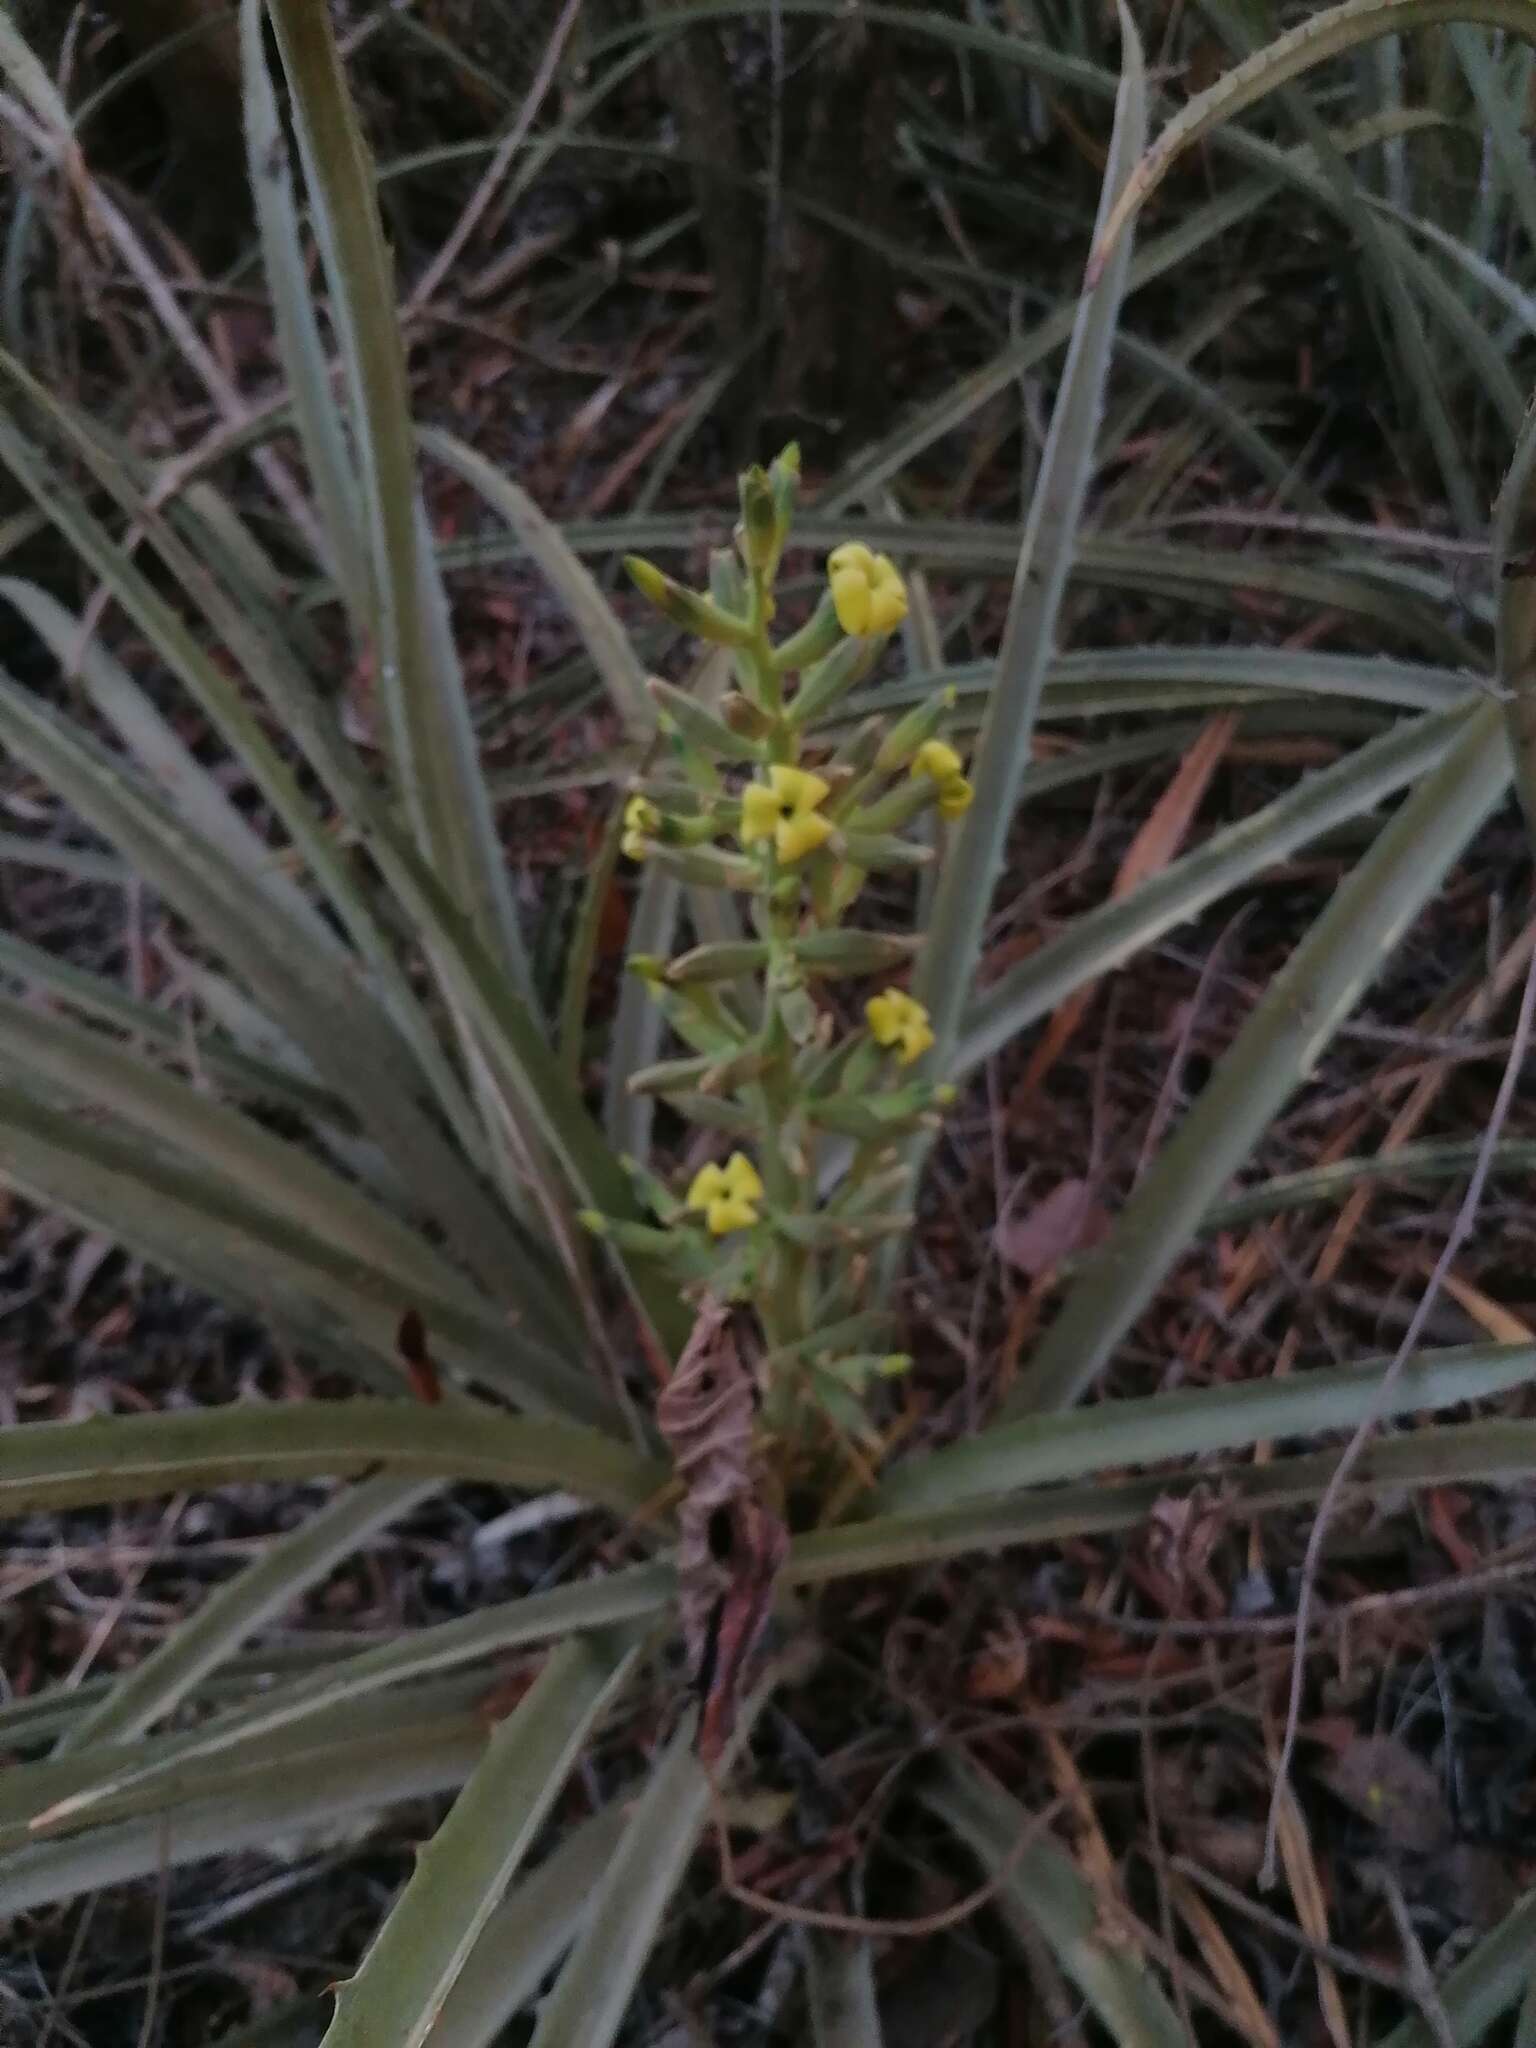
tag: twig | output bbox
[1139,1643,1197,2044]
[1380,1869,1457,2048]
[1170,1858,1407,1992]
[404,0,585,319]
[1055,1543,1536,1640]
[1261,946,1536,1888]
[135,1819,171,2048]
[706,1761,1063,1937]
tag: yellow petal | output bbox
[621,830,649,862]
[866,989,903,1045]
[896,1017,935,1065]
[937,774,974,820]
[828,541,875,577]
[912,739,964,784]
[723,1152,765,1202]
[707,1195,758,1235]
[863,582,908,634]
[739,781,783,845]
[686,1162,727,1211]
[624,794,660,833]
[776,811,834,863]
[829,566,871,636]
[769,764,830,814]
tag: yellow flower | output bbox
[866,987,935,1066]
[622,794,661,862]
[686,1151,765,1235]
[910,738,973,820]
[739,763,833,864]
[827,542,907,637]
[911,739,962,783]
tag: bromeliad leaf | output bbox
[321,1635,639,2048]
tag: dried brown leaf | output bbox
[1320,1735,1453,1855]
[995,1178,1110,1278]
[657,1299,787,1764]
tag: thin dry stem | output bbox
[1262,945,1536,1887]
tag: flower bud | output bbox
[737,464,781,574]
[776,978,820,1045]
[835,831,935,872]
[648,676,758,759]
[875,687,959,774]
[578,1212,682,1257]
[624,1051,717,1097]
[700,1045,776,1092]
[624,555,753,646]
[805,1094,916,1138]
[721,691,776,739]
[786,636,874,728]
[772,590,842,675]
[665,939,772,984]
[660,1091,757,1135]
[825,715,886,779]
[827,542,908,636]
[624,964,743,1055]
[709,546,747,616]
[770,442,800,532]
[843,779,932,835]
[791,929,922,976]
[642,842,761,889]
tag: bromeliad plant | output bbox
[587,451,974,1445]
[4,3,1536,2045]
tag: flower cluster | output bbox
[583,446,973,1432]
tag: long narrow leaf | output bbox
[240,0,369,620]
[461,517,1478,663]
[0,659,553,1326]
[1090,0,1536,282]
[525,1714,719,2048]
[266,0,534,1006]
[1495,389,1536,850]
[924,1751,1184,2046]
[0,1705,487,1917]
[423,1809,630,2048]
[1192,0,1478,527]
[1202,1138,1536,1230]
[57,1478,433,1753]
[792,1418,1536,1583]
[877,1343,1536,1513]
[0,1401,664,1521]
[807,1932,884,2048]
[420,427,650,731]
[0,989,520,1328]
[0,1080,595,1421]
[1373,1887,1536,2047]
[322,1634,639,2048]
[0,927,347,1129]
[0,375,495,1181]
[1005,700,1509,1414]
[915,4,1146,1071]
[959,705,1463,1072]
[14,1566,676,1842]
[0,577,327,940]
